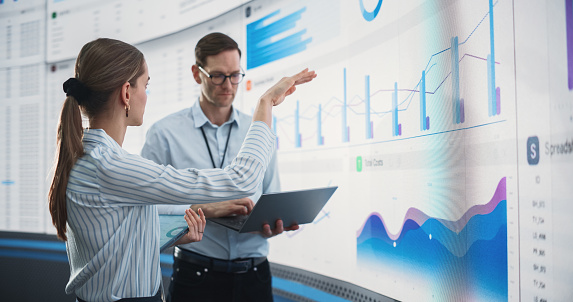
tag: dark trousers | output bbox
[76,290,162,302]
[168,256,273,302]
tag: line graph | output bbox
[270,1,501,149]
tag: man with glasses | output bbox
[142,32,297,302]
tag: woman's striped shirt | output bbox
[64,121,275,301]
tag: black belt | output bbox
[77,290,161,302]
[174,247,267,274]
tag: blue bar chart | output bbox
[260,0,504,151]
[317,104,324,145]
[365,75,372,139]
[272,116,279,148]
[295,100,301,148]
[451,36,462,124]
[565,0,573,90]
[420,70,430,131]
[342,68,350,142]
[488,0,500,116]
[392,82,401,136]
[246,8,311,69]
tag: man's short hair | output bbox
[195,32,241,67]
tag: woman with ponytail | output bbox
[48,38,316,302]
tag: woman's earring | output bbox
[125,104,130,117]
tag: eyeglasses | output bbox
[197,65,245,85]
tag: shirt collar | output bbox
[191,100,240,129]
[82,128,122,151]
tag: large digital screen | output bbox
[1,0,572,301]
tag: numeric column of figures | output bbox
[527,191,551,302]
[531,199,547,287]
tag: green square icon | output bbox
[356,156,362,172]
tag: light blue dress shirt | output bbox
[141,101,280,259]
[65,122,275,302]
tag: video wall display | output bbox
[1,0,572,300]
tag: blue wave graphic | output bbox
[357,197,507,300]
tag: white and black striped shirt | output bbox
[64,122,275,301]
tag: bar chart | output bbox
[260,0,504,150]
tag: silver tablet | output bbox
[208,186,338,233]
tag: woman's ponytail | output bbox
[48,94,84,241]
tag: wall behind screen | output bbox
[1,0,572,301]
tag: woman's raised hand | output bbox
[260,68,317,107]
[253,69,316,127]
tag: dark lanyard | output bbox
[200,123,233,169]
